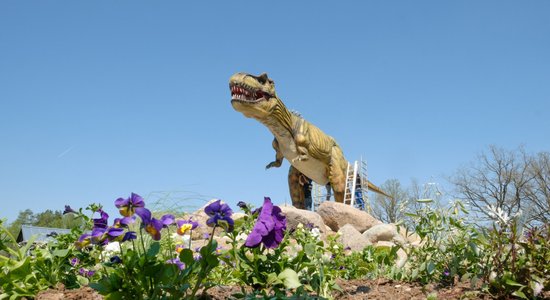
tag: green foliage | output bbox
[482,219,550,299]
[401,199,484,285]
[0,219,44,299]
[3,193,549,299]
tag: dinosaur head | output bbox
[229,72,278,119]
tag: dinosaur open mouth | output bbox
[230,84,268,103]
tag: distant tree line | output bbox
[6,209,81,238]
[371,145,549,228]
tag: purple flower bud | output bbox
[69,257,80,266]
[63,205,76,215]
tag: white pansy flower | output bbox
[311,228,321,239]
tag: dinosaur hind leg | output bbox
[329,147,347,203]
[288,165,306,209]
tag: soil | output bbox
[35,279,500,300]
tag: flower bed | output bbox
[1,194,549,299]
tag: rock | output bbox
[280,205,328,238]
[317,201,382,233]
[362,224,407,245]
[337,224,372,252]
[398,226,421,245]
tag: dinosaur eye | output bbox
[257,73,269,84]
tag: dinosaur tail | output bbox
[366,180,393,199]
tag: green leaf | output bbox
[266,272,280,285]
[10,257,31,278]
[505,278,525,288]
[512,290,528,299]
[278,268,301,289]
[205,254,219,267]
[105,291,124,300]
[426,261,435,275]
[147,242,160,258]
[52,249,69,257]
[417,198,433,203]
[179,249,194,265]
[304,243,316,256]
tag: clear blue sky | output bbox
[1,1,549,222]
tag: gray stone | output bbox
[280,205,328,239]
[317,201,382,233]
[362,223,407,245]
[337,224,372,252]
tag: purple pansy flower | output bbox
[166,257,185,270]
[113,216,135,228]
[114,193,145,217]
[93,209,109,229]
[134,207,166,241]
[75,233,91,249]
[144,218,164,241]
[110,256,122,264]
[120,231,137,242]
[204,199,234,232]
[79,268,95,277]
[69,257,80,266]
[244,197,286,249]
[160,214,175,228]
[90,227,107,244]
[176,219,199,235]
[135,207,152,223]
[105,227,125,241]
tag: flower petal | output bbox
[204,200,221,216]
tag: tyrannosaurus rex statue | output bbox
[229,72,390,209]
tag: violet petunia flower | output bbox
[114,193,145,217]
[244,197,286,249]
[204,199,234,232]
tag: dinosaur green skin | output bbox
[229,72,389,209]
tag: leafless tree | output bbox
[525,152,550,224]
[372,179,409,223]
[450,146,537,224]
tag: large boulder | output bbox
[317,201,382,233]
[362,223,407,245]
[280,205,328,239]
[398,226,422,245]
[337,224,372,252]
